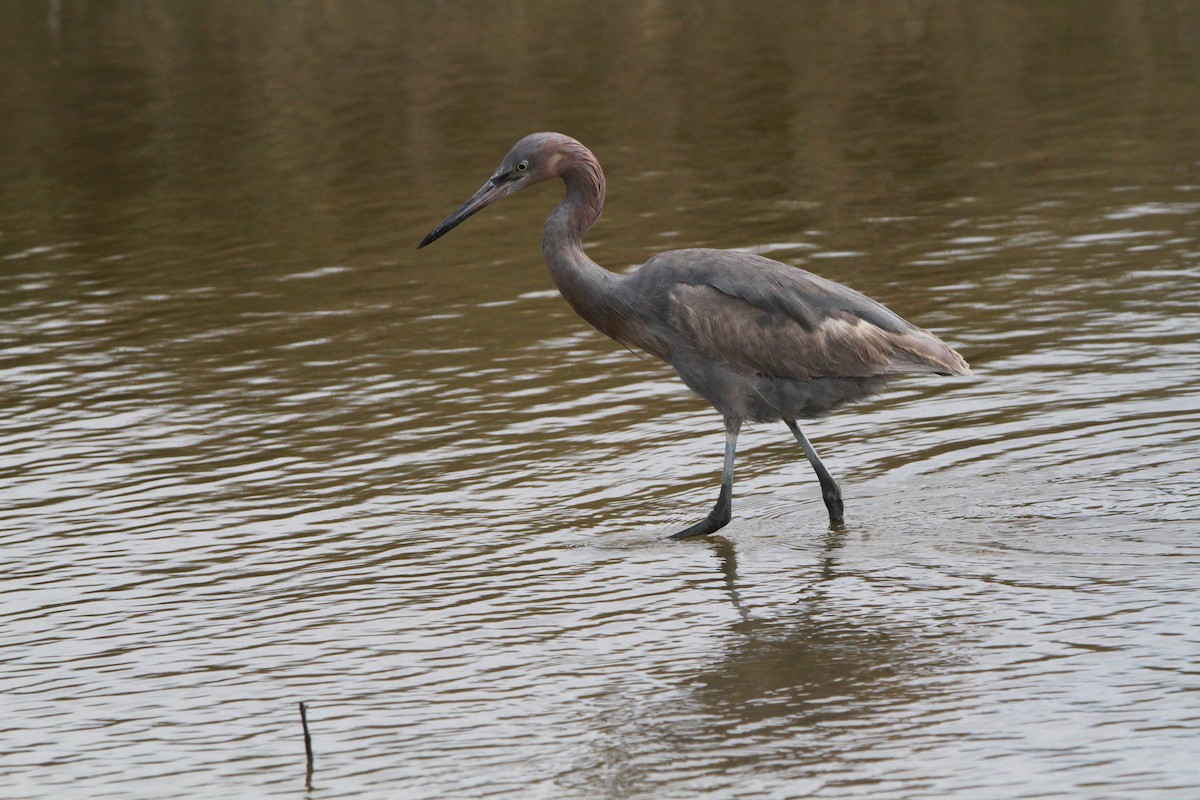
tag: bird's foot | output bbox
[668,511,730,540]
[821,483,844,528]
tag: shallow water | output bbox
[2,2,1199,798]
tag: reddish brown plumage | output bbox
[419,132,970,535]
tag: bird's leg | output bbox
[669,417,741,540]
[785,419,845,527]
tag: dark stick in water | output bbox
[299,702,314,788]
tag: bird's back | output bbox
[613,248,968,420]
[623,248,968,377]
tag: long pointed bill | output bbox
[417,177,514,249]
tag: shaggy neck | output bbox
[541,154,624,337]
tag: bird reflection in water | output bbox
[706,527,846,631]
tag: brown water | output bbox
[3,2,1199,798]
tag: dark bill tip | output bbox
[416,177,509,250]
[417,214,462,249]
[416,229,440,249]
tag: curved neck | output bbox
[541,151,625,338]
[545,150,605,245]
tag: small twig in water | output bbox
[299,702,314,788]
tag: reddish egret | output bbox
[419,133,969,539]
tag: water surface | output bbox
[2,2,1199,798]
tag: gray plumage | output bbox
[419,132,969,538]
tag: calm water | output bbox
[2,2,1199,798]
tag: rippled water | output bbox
[3,2,1200,798]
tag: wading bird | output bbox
[419,133,969,539]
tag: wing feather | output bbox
[665,277,969,380]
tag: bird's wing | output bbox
[655,251,969,380]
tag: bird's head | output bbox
[417,132,580,249]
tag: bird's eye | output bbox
[515,160,529,173]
